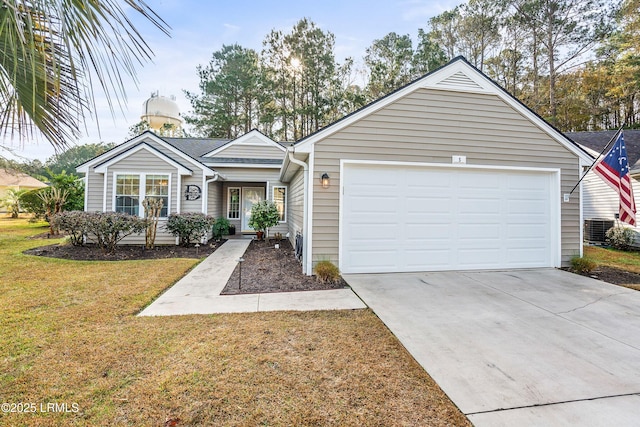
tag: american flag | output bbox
[592,131,636,226]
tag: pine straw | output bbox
[0,218,469,426]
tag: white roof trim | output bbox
[204,163,282,169]
[76,131,216,176]
[290,57,592,164]
[94,143,193,175]
[202,129,285,157]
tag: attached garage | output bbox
[340,162,560,273]
[280,57,593,276]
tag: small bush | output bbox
[605,226,635,250]
[570,255,596,274]
[50,211,91,246]
[248,201,280,234]
[212,217,230,240]
[165,212,215,246]
[88,212,147,253]
[314,260,341,284]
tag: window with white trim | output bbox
[273,186,287,222]
[145,175,169,217]
[227,187,240,219]
[115,174,140,215]
[115,173,170,217]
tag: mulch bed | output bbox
[573,266,640,289]
[23,240,224,261]
[221,239,347,295]
[23,236,346,295]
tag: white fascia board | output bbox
[94,143,193,175]
[203,162,281,169]
[202,129,285,157]
[292,58,592,164]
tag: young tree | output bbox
[0,0,169,152]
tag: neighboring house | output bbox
[576,144,640,244]
[79,57,592,274]
[567,130,640,178]
[0,169,48,212]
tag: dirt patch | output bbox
[23,240,224,261]
[221,239,346,295]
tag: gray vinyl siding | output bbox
[207,181,223,217]
[85,170,105,212]
[311,88,582,268]
[287,169,305,246]
[211,144,284,159]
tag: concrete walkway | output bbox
[345,269,640,426]
[139,239,365,316]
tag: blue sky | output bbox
[2,0,461,161]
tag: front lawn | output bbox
[0,217,469,426]
[584,245,640,274]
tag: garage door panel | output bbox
[341,164,557,273]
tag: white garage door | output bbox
[341,163,558,273]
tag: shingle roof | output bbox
[162,136,230,158]
[0,169,47,188]
[566,130,640,168]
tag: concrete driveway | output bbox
[344,269,640,426]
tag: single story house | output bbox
[577,143,640,244]
[0,169,48,212]
[78,57,592,275]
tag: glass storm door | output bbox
[242,187,265,232]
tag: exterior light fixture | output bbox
[321,173,330,189]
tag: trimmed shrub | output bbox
[605,226,635,250]
[570,255,596,274]
[165,212,215,246]
[50,211,91,246]
[88,212,147,253]
[314,260,341,284]
[212,217,231,240]
[248,201,280,235]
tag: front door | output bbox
[242,187,265,232]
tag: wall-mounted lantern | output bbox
[320,173,330,189]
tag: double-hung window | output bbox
[115,173,170,217]
[272,186,287,222]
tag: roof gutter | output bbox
[287,149,311,275]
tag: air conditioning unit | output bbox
[584,218,615,243]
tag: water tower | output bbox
[141,92,183,133]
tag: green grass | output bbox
[0,216,469,426]
[584,245,640,274]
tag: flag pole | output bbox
[568,126,624,195]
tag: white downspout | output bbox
[287,149,310,275]
[203,172,224,243]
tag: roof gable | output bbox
[203,129,285,158]
[76,131,214,176]
[289,57,591,164]
[93,143,193,175]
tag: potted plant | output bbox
[248,200,280,240]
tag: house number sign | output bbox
[185,185,201,201]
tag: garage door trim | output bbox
[339,159,561,273]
